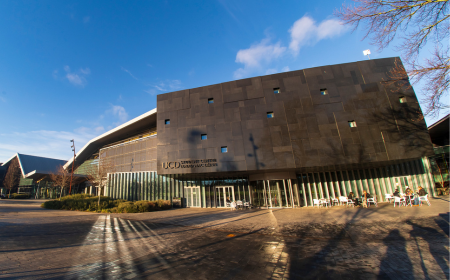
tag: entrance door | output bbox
[185,186,201,207]
[216,186,235,208]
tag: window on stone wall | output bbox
[273,87,280,94]
[165,119,170,125]
[399,96,407,103]
[348,121,357,128]
[201,134,207,140]
[320,88,328,95]
[267,112,274,118]
[208,98,214,104]
[221,146,228,153]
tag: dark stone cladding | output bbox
[156,57,434,175]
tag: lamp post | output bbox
[69,139,76,195]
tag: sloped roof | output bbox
[64,108,157,170]
[1,153,67,180]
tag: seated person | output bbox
[418,186,427,196]
[393,189,400,197]
[405,188,413,196]
[348,192,359,206]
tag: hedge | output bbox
[10,193,30,199]
[41,194,172,213]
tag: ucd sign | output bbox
[162,159,218,169]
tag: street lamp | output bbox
[69,139,76,195]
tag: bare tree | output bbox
[86,158,116,208]
[335,0,449,118]
[4,158,21,198]
[49,165,70,200]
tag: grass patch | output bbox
[41,194,172,213]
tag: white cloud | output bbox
[108,105,129,126]
[0,129,98,162]
[80,68,91,75]
[66,73,85,86]
[289,16,348,56]
[234,38,286,79]
[146,79,182,94]
[282,66,290,72]
[60,65,90,87]
[121,67,138,80]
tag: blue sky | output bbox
[0,0,446,162]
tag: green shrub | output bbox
[41,196,172,213]
[118,201,138,213]
[135,201,150,212]
[11,193,30,199]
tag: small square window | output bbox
[165,119,170,125]
[208,98,214,104]
[273,87,280,94]
[267,112,274,118]
[320,88,328,95]
[399,96,407,103]
[348,121,357,128]
[221,146,228,153]
[201,134,207,140]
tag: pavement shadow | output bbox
[409,220,449,278]
[377,229,413,279]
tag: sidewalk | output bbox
[113,197,449,240]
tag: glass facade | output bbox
[105,157,435,207]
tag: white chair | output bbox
[236,200,243,209]
[331,197,339,206]
[339,196,348,206]
[393,196,406,207]
[313,199,321,208]
[243,202,250,209]
[230,201,236,211]
[347,199,355,207]
[418,194,431,206]
[367,195,378,207]
[320,199,330,208]
[385,194,394,203]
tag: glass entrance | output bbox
[185,186,201,207]
[216,186,235,208]
[249,179,300,208]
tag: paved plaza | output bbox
[0,198,448,279]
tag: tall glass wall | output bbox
[105,157,434,207]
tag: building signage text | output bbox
[162,159,218,169]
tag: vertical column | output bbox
[300,175,308,207]
[305,173,314,205]
[201,179,206,208]
[321,173,330,199]
[338,171,347,197]
[421,157,435,196]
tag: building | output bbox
[427,114,449,194]
[0,153,82,198]
[66,57,436,208]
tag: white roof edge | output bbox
[428,113,450,129]
[64,108,157,170]
[1,153,26,178]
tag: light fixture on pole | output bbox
[69,139,76,195]
[363,49,371,59]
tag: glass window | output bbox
[267,112,274,118]
[221,146,228,153]
[208,98,214,104]
[348,121,357,127]
[201,134,207,140]
[165,119,170,125]
[320,88,328,95]
[399,96,407,103]
[273,87,280,94]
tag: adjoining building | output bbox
[427,114,449,194]
[66,57,436,208]
[0,153,84,198]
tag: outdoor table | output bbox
[404,195,414,207]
